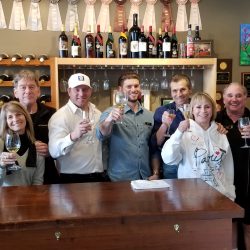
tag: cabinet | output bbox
[0,58,56,109]
[54,58,217,111]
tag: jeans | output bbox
[162,164,178,179]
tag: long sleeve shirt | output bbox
[48,100,103,174]
[161,120,235,200]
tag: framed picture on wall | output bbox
[241,72,250,96]
[240,24,250,65]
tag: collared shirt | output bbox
[48,100,103,174]
[96,102,154,182]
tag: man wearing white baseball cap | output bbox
[48,73,106,183]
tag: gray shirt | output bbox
[96,102,154,181]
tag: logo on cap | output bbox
[78,75,84,81]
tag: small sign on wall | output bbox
[241,72,250,97]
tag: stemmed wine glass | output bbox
[165,109,176,137]
[141,69,149,90]
[183,104,192,132]
[5,131,21,171]
[83,111,95,144]
[103,70,110,91]
[160,69,169,90]
[238,117,250,148]
[114,91,128,124]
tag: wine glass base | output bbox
[241,145,250,148]
[7,164,21,171]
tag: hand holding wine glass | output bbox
[4,131,21,171]
[162,109,176,137]
[183,104,192,132]
[83,110,95,144]
[238,117,250,148]
[114,91,128,124]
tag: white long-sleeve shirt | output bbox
[161,120,235,200]
[48,100,103,174]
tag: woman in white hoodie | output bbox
[161,92,235,201]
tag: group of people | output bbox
[0,69,249,249]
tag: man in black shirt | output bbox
[13,70,59,184]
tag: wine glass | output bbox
[114,91,128,124]
[183,103,192,132]
[103,70,110,91]
[141,69,149,90]
[164,109,176,137]
[238,117,250,148]
[5,131,21,171]
[160,69,169,90]
[83,111,95,144]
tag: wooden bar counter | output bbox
[0,179,244,250]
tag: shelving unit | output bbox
[0,58,56,109]
[54,58,217,111]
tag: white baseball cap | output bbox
[68,73,92,89]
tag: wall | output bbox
[1,0,250,107]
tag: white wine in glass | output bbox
[5,131,21,171]
[183,104,192,132]
[165,109,176,137]
[114,91,128,124]
[238,117,250,148]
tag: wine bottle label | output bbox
[71,45,80,57]
[119,42,127,55]
[96,44,104,52]
[152,46,157,55]
[163,42,171,52]
[130,41,139,52]
[139,42,147,52]
[59,41,68,50]
[86,42,93,49]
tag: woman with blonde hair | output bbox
[0,101,45,186]
[161,92,235,200]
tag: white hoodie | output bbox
[161,119,235,200]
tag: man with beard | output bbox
[96,72,154,181]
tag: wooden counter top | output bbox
[0,179,243,228]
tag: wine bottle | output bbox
[39,74,50,83]
[186,24,194,58]
[129,13,140,58]
[24,54,36,62]
[84,25,95,58]
[38,54,49,62]
[162,26,171,58]
[95,24,104,58]
[106,26,115,58]
[0,95,12,108]
[71,23,81,58]
[194,25,201,41]
[11,53,22,62]
[157,28,163,58]
[171,26,178,58]
[39,94,51,104]
[0,74,13,84]
[118,27,128,58]
[59,24,68,58]
[147,26,157,58]
[0,53,9,61]
[138,25,148,58]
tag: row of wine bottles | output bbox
[0,74,50,84]
[58,14,201,59]
[0,53,49,62]
[0,94,51,107]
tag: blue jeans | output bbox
[162,164,178,179]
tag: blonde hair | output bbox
[190,92,217,121]
[0,101,35,142]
